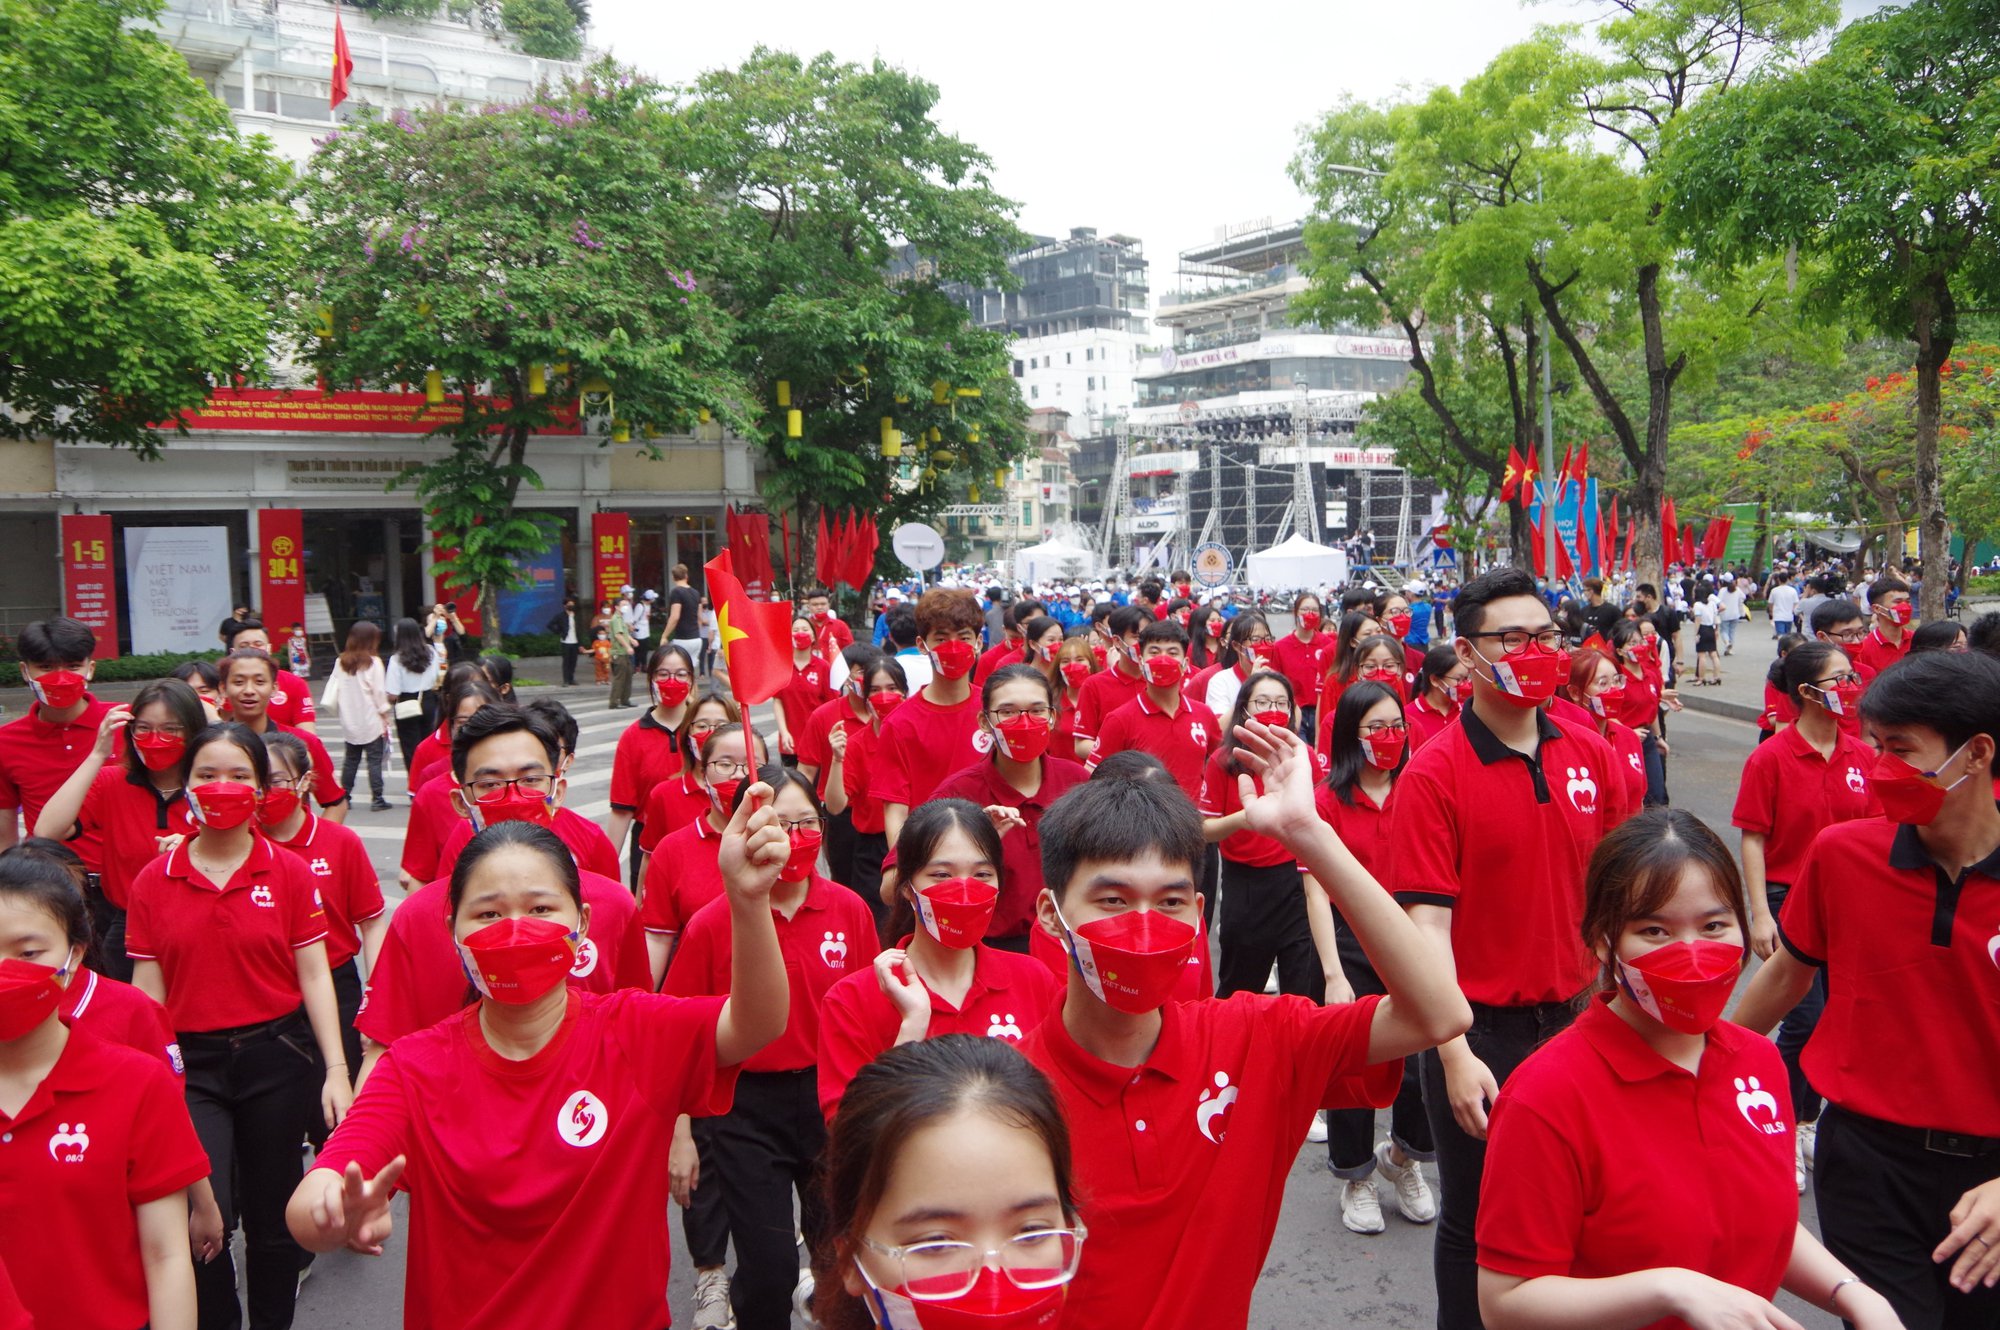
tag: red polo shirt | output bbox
[609,710,685,814]
[268,719,347,810]
[874,689,986,809]
[400,770,463,882]
[814,616,854,659]
[271,812,386,969]
[1388,708,1618,1006]
[1760,679,1798,734]
[795,695,871,802]
[0,693,114,844]
[815,940,1059,1120]
[1404,693,1458,754]
[838,719,892,836]
[125,836,327,1031]
[973,638,1026,685]
[435,807,621,885]
[663,876,878,1072]
[1780,818,2000,1135]
[321,989,734,1330]
[1314,782,1394,886]
[1730,723,1881,886]
[0,1253,29,1330]
[1611,664,1660,731]
[1201,746,1328,868]
[932,757,1089,937]
[1851,625,1911,680]
[1085,692,1218,800]
[640,816,726,938]
[1020,993,1399,1330]
[409,726,452,794]
[61,967,182,1076]
[1072,665,1145,743]
[0,1030,210,1330]
[775,656,836,752]
[355,869,650,1049]
[1604,719,1648,819]
[1477,996,1796,1327]
[637,772,709,855]
[75,764,193,909]
[1269,631,1333,703]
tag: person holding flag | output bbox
[705,551,797,735]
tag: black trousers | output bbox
[392,697,428,773]
[708,1069,829,1330]
[88,894,133,982]
[1327,915,1435,1176]
[307,961,364,1152]
[561,641,580,685]
[1420,998,1583,1330]
[848,831,889,939]
[1214,857,1318,999]
[339,734,387,803]
[683,1116,730,1268]
[1764,883,1827,1122]
[181,1012,319,1330]
[823,810,857,897]
[1640,728,1669,806]
[1817,1106,2000,1330]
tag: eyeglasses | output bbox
[465,774,555,802]
[777,816,822,835]
[267,773,303,790]
[656,670,694,682]
[1825,628,1868,644]
[704,758,751,778]
[859,1228,1086,1301]
[1358,719,1409,737]
[1244,697,1291,712]
[130,724,188,739]
[1813,672,1863,689]
[1469,627,1564,653]
[986,706,1053,722]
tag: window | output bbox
[1030,385,1039,400]
[1065,352,1072,365]
[1021,501,1035,526]
[1086,348,1094,361]
[1087,377,1096,390]
[1012,360,1024,377]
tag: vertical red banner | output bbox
[60,514,119,660]
[258,508,306,637]
[592,512,630,607]
[430,538,484,636]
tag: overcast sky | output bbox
[587,0,1886,304]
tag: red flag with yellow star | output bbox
[705,550,794,705]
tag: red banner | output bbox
[724,506,774,598]
[60,515,119,660]
[430,539,483,636]
[592,512,631,609]
[257,508,306,636]
[166,387,581,435]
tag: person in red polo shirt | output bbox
[1733,641,1880,1191]
[292,812,790,1330]
[804,587,854,660]
[772,614,837,765]
[1387,564,1621,1330]
[1609,619,1671,805]
[1316,631,1405,755]
[606,644,700,880]
[815,799,1058,1120]
[431,699,620,884]
[1053,635,1095,754]
[1199,613,1278,718]
[876,588,987,844]
[1271,590,1333,738]
[1085,619,1218,799]
[219,619,318,734]
[398,676,504,887]
[1070,604,1149,761]
[126,721,350,1330]
[1477,808,1902,1330]
[933,665,1088,951]
[973,597,1045,685]
[797,646,884,894]
[642,724,769,987]
[1736,650,2000,1330]
[0,616,115,854]
[664,767,877,1330]
[1405,642,1471,755]
[1853,574,1916,680]
[219,649,350,824]
[1557,649,1648,821]
[35,677,205,981]
[1020,738,1468,1330]
[819,657,906,914]
[636,691,738,872]
[0,852,211,1330]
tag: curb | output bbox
[1677,691,1760,726]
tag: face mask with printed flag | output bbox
[0,953,75,1040]
[188,781,260,830]
[783,827,824,881]
[28,669,87,711]
[654,676,692,709]
[1611,939,1742,1034]
[256,786,302,827]
[469,785,556,830]
[1869,741,1974,826]
[455,917,577,1005]
[1474,643,1563,709]
[1059,661,1091,690]
[914,877,999,949]
[932,640,979,681]
[869,690,905,720]
[859,1264,1067,1330]
[1052,902,1197,1014]
[1142,655,1185,689]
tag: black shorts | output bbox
[1696,625,1718,652]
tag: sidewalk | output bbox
[1672,627,1772,725]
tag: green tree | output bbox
[0,0,301,456]
[1661,0,2000,618]
[297,66,746,647]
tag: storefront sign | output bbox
[497,545,564,636]
[168,388,582,435]
[592,512,631,606]
[285,457,426,489]
[59,515,120,659]
[258,509,306,636]
[124,527,234,655]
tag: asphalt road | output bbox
[270,680,1837,1329]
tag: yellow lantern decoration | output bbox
[611,420,632,444]
[968,482,981,502]
[786,409,803,439]
[424,369,445,405]
[894,394,909,404]
[880,429,903,459]
[968,426,981,444]
[927,427,942,443]
[527,363,547,396]
[921,466,937,486]
[994,465,1008,487]
[932,380,950,405]
[955,386,983,398]
[314,306,335,342]
[931,448,958,467]
[776,380,791,407]
[698,407,712,424]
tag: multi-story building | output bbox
[0,0,758,642]
[941,408,1079,570]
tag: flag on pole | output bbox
[331,5,354,109]
[1517,450,1539,509]
[1661,496,1679,568]
[704,551,795,706]
[1501,446,1524,505]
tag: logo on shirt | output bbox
[1564,766,1599,815]
[309,856,332,877]
[250,884,275,909]
[557,1090,608,1148]
[819,931,849,967]
[1195,1071,1238,1145]
[167,1043,185,1076]
[1986,925,2000,971]
[984,1012,1025,1041]
[569,938,599,979]
[971,728,995,755]
[48,1122,90,1164]
[1189,721,1209,746]
[1733,1076,1787,1136]
[1627,751,1643,774]
[1844,766,1866,795]
[272,689,289,706]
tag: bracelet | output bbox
[1827,1275,1861,1309]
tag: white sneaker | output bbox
[692,1267,733,1330]
[1263,964,1280,995]
[1307,1110,1328,1144]
[1374,1141,1438,1224]
[792,1268,818,1327]
[1795,1119,1818,1195]
[1339,1178,1385,1235]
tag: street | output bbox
[278,669,1842,1330]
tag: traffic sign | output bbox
[891,522,946,571]
[1192,541,1234,587]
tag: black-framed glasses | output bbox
[1469,627,1563,653]
[858,1228,1086,1300]
[704,758,751,778]
[1825,627,1868,644]
[130,724,188,739]
[465,774,555,802]
[266,773,304,791]
[778,816,823,835]
[986,705,1053,722]
[1812,672,1863,689]
[1358,719,1409,737]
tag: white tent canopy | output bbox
[1244,533,1348,590]
[1012,538,1100,586]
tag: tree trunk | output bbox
[1508,502,1536,571]
[1750,493,1770,579]
[1911,279,1954,621]
[479,581,504,654]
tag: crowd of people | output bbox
[0,552,1996,1330]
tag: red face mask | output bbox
[1246,641,1276,667]
[783,827,823,881]
[992,714,1052,763]
[1882,601,1914,627]
[29,669,87,711]
[869,690,905,720]
[134,733,186,772]
[255,786,302,827]
[1205,616,1224,639]
[1478,644,1563,709]
[932,640,978,680]
[1298,610,1322,633]
[1612,939,1743,1035]
[455,917,577,1005]
[188,781,260,830]
[1055,904,1198,1014]
[1089,643,1108,670]
[1250,708,1291,729]
[792,629,815,650]
[1364,727,1406,769]
[1452,678,1475,705]
[1059,661,1092,690]
[709,778,744,814]
[1175,611,1191,627]
[1869,743,1972,826]
[1387,612,1413,638]
[863,1266,1066,1330]
[1815,679,1865,718]
[914,877,999,949]
[0,956,72,1041]
[654,676,692,709]
[470,787,556,830]
[1142,655,1185,689]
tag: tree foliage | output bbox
[0,0,302,455]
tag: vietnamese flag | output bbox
[705,551,795,705]
[331,6,354,109]
[1501,446,1524,505]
